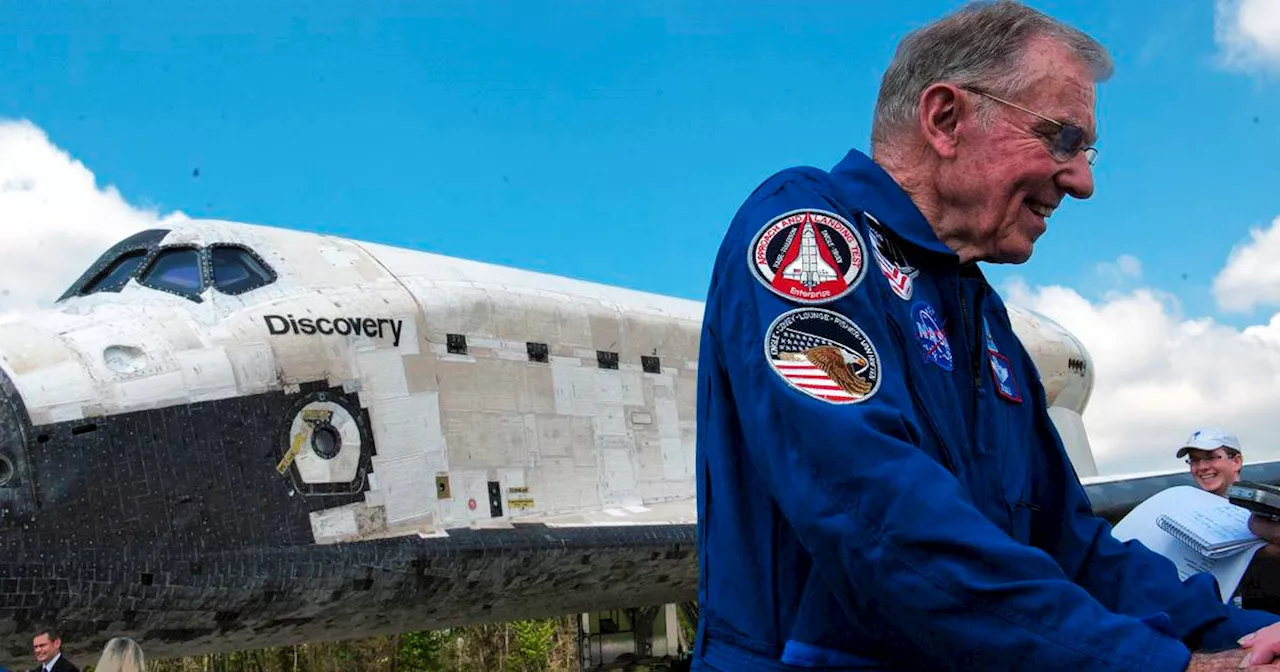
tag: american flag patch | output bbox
[867,217,918,302]
[766,307,881,405]
[773,357,861,402]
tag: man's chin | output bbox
[987,243,1035,265]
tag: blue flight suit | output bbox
[693,148,1280,670]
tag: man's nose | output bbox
[1057,154,1095,200]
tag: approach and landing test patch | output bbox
[912,302,953,371]
[765,307,881,404]
[750,209,867,304]
[867,216,919,301]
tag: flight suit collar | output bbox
[828,149,957,260]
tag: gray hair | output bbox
[871,0,1113,148]
[95,636,146,672]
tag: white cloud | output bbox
[1005,275,1280,476]
[1116,254,1142,279]
[0,119,186,321]
[1213,216,1280,313]
[1093,254,1143,286]
[1215,0,1280,73]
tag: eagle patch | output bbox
[765,307,881,404]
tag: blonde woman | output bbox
[94,637,145,672]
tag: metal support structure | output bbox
[578,603,691,671]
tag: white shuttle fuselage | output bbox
[0,220,1101,540]
[0,219,1111,663]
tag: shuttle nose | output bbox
[0,364,33,523]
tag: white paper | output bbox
[1152,487,1259,555]
[1111,486,1265,603]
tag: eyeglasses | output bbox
[959,85,1098,166]
[1185,452,1237,466]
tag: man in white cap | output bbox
[1177,426,1244,497]
[1175,429,1280,615]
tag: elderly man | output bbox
[1179,427,1245,497]
[693,1,1280,670]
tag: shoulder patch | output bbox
[765,307,881,404]
[982,316,998,353]
[911,302,953,371]
[749,209,867,305]
[866,214,919,301]
[982,317,1022,403]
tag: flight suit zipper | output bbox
[957,269,986,456]
[958,285,982,391]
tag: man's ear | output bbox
[917,83,965,160]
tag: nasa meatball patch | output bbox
[749,209,867,304]
[912,302,953,371]
[866,215,919,301]
[765,307,881,404]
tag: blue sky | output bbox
[1,0,1277,323]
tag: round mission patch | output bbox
[765,307,882,404]
[749,209,867,304]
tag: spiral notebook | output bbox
[1111,485,1267,602]
[1155,495,1265,559]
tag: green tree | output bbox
[510,619,557,671]
[396,629,447,671]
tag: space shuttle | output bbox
[0,219,1276,665]
[779,222,840,289]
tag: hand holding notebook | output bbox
[1155,491,1266,559]
[1112,485,1267,602]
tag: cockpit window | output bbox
[79,249,147,295]
[59,231,278,304]
[138,246,204,299]
[58,228,171,302]
[210,245,275,295]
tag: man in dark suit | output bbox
[30,629,77,672]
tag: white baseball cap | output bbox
[1175,426,1243,458]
